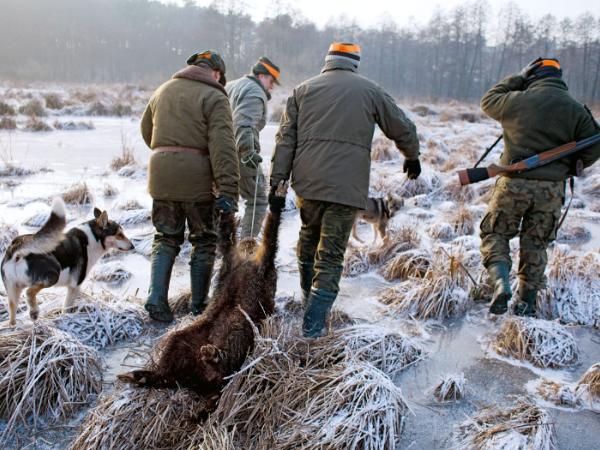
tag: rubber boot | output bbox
[145,252,175,322]
[487,262,512,315]
[298,261,314,307]
[514,287,538,317]
[190,261,213,316]
[302,287,337,338]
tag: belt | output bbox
[154,146,209,156]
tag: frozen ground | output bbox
[0,87,599,449]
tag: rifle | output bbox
[457,133,600,185]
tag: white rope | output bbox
[249,163,261,238]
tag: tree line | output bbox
[0,0,599,102]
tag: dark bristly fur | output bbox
[118,210,282,393]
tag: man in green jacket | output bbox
[480,58,600,317]
[141,51,239,322]
[269,42,421,337]
[227,57,281,238]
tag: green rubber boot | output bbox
[487,262,512,315]
[302,287,337,338]
[298,261,315,307]
[190,261,213,316]
[145,251,175,323]
[514,287,538,317]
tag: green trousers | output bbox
[480,177,564,291]
[296,197,357,293]
[151,199,217,264]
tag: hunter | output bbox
[480,57,600,317]
[269,42,421,338]
[227,56,281,238]
[141,51,239,322]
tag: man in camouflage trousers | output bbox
[480,58,600,317]
[227,57,281,238]
[269,42,421,337]
[141,51,239,322]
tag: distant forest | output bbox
[1,0,599,101]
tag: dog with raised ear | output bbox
[118,205,283,394]
[0,199,134,326]
[352,193,404,244]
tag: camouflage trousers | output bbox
[296,197,357,293]
[239,163,268,239]
[480,177,565,290]
[151,199,218,265]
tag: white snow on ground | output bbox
[1,87,600,449]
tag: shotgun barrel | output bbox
[457,133,600,185]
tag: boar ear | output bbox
[96,211,108,228]
[93,207,102,218]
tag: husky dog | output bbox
[0,198,134,326]
[352,194,404,244]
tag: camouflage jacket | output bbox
[481,75,600,181]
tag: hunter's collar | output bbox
[172,65,228,96]
[247,75,271,100]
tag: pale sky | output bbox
[162,0,599,28]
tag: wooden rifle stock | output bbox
[457,135,600,185]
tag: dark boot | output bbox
[298,261,315,307]
[190,261,213,316]
[302,287,337,338]
[487,262,512,315]
[514,287,538,317]
[145,251,175,322]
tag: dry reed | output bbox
[102,183,119,197]
[576,363,600,404]
[69,386,213,450]
[534,378,581,408]
[343,243,372,277]
[493,317,579,368]
[169,290,192,316]
[379,250,471,320]
[114,208,151,226]
[432,373,466,402]
[0,324,102,443]
[371,137,398,162]
[0,222,18,253]
[379,249,431,281]
[448,204,475,236]
[61,182,93,205]
[454,398,556,450]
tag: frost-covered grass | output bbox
[0,324,102,443]
[61,181,93,205]
[493,317,579,369]
[532,363,600,411]
[0,222,18,253]
[432,372,466,403]
[69,385,211,450]
[454,398,555,450]
[91,261,133,286]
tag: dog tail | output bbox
[17,197,66,256]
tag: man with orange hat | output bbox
[270,42,420,338]
[480,57,600,317]
[141,50,239,321]
[227,57,281,239]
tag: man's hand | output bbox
[241,151,263,169]
[215,195,237,214]
[403,158,421,180]
[520,57,543,82]
[268,184,286,213]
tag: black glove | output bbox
[215,195,237,214]
[520,57,543,82]
[241,151,263,169]
[268,185,286,213]
[403,159,421,180]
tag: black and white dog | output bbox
[1,198,134,326]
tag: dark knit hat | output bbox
[252,56,281,85]
[186,50,227,86]
[530,58,562,82]
[325,42,361,68]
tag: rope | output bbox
[249,163,261,238]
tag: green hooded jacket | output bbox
[141,65,239,202]
[270,59,419,209]
[481,75,600,181]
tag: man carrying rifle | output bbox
[480,57,600,317]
